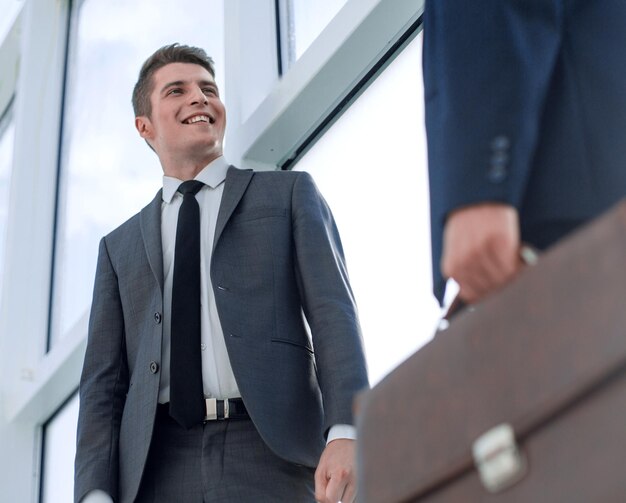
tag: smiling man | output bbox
[74,44,368,503]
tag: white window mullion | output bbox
[0,0,70,501]
[225,0,424,170]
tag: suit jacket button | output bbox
[149,361,159,374]
[488,164,507,183]
[154,312,162,324]
[491,151,509,166]
[490,135,510,151]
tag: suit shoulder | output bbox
[250,168,315,188]
[104,212,141,240]
[250,168,310,178]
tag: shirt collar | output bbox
[162,156,230,203]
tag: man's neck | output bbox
[161,153,223,180]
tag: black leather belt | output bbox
[202,397,249,421]
[158,398,249,423]
[157,398,250,423]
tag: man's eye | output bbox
[203,88,217,96]
[168,88,183,95]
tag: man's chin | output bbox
[186,144,223,162]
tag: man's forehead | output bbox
[154,62,216,86]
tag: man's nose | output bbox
[189,87,208,105]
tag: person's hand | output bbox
[441,203,522,303]
[314,439,356,503]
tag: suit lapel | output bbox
[140,189,165,292]
[213,166,254,251]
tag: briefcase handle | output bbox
[442,244,540,322]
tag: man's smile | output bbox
[182,113,215,125]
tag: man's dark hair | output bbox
[132,43,216,118]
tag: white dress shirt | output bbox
[81,156,352,503]
[159,155,239,402]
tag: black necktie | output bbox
[169,180,205,429]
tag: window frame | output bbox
[0,0,72,500]
[39,390,79,503]
[224,0,425,170]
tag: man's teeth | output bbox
[185,115,209,124]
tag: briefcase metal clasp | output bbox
[472,423,527,493]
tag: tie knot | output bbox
[177,180,205,196]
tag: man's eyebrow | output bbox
[160,80,218,93]
[198,80,219,91]
[161,80,186,93]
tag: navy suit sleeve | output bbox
[423,0,562,300]
[75,237,128,503]
[291,171,369,433]
[425,0,562,212]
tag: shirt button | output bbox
[154,312,162,324]
[149,361,159,374]
[201,343,207,351]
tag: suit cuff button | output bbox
[490,135,510,151]
[488,164,508,183]
[149,361,159,374]
[154,312,162,324]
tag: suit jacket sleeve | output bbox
[291,171,369,433]
[424,0,563,211]
[75,237,128,503]
[423,0,562,300]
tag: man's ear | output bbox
[135,116,153,141]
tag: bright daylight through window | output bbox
[294,33,440,385]
[50,0,224,346]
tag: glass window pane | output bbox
[0,102,15,296]
[41,393,79,503]
[0,0,21,40]
[294,33,439,384]
[51,0,225,346]
[287,0,348,63]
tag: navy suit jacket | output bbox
[74,167,369,503]
[424,0,626,303]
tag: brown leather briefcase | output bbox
[357,201,626,503]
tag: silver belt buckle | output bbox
[204,398,217,421]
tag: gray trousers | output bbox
[135,405,316,502]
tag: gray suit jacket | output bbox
[74,167,369,503]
